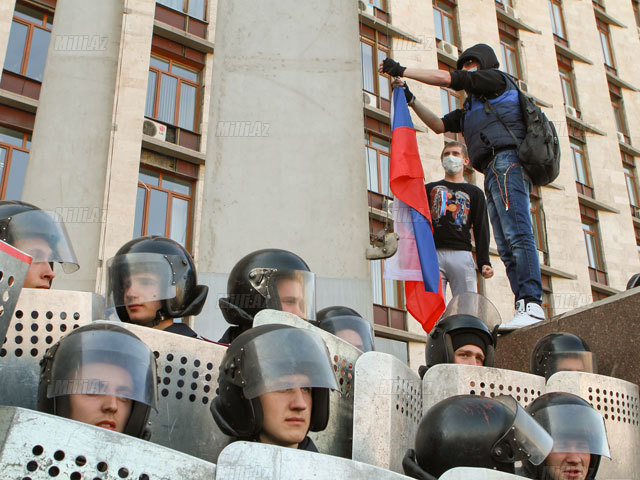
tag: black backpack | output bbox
[482,73,561,186]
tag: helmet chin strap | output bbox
[141,309,166,328]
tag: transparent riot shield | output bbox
[352,351,422,473]
[440,467,532,480]
[546,370,640,479]
[122,324,232,463]
[215,441,412,479]
[422,364,546,412]
[0,240,30,344]
[253,309,363,458]
[0,288,102,409]
[0,406,216,479]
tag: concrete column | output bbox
[195,0,370,340]
[0,0,16,71]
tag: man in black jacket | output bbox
[380,43,544,330]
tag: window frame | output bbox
[360,26,392,112]
[156,0,207,21]
[548,0,568,45]
[498,21,521,79]
[530,186,549,266]
[365,132,392,200]
[0,126,31,200]
[580,204,607,284]
[609,86,629,141]
[622,152,640,218]
[557,55,578,110]
[570,139,593,197]
[597,18,616,73]
[433,0,458,47]
[438,61,464,142]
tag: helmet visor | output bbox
[320,316,374,352]
[239,328,338,399]
[47,323,158,410]
[534,404,611,458]
[439,292,502,331]
[495,395,553,466]
[106,252,183,307]
[249,268,316,322]
[6,209,79,273]
[545,351,596,379]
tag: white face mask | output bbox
[442,155,463,175]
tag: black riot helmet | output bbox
[403,394,553,478]
[219,249,316,328]
[0,200,79,274]
[524,393,611,480]
[211,324,338,441]
[531,333,596,380]
[106,236,208,326]
[37,321,158,438]
[316,306,374,352]
[425,292,500,369]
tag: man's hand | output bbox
[379,58,406,77]
[391,78,415,106]
[481,265,494,279]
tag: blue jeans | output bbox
[483,150,542,304]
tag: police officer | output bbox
[403,394,552,479]
[0,201,79,288]
[524,392,610,480]
[106,236,208,337]
[316,306,374,352]
[38,321,158,438]
[420,292,500,377]
[218,249,316,343]
[211,324,338,452]
[531,333,596,380]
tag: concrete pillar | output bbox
[0,0,16,71]
[195,0,370,340]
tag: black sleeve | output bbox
[471,186,492,268]
[441,108,463,133]
[449,69,506,97]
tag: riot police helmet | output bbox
[106,236,208,326]
[219,249,315,327]
[531,333,596,380]
[316,306,374,352]
[37,321,158,438]
[524,392,610,480]
[403,394,552,478]
[211,324,338,442]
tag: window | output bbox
[4,2,53,82]
[530,187,549,266]
[622,152,640,218]
[570,140,593,197]
[495,0,514,7]
[433,0,457,46]
[633,1,640,30]
[635,225,640,257]
[541,274,553,319]
[0,126,31,200]
[156,0,206,20]
[134,167,194,249]
[580,204,607,284]
[548,0,567,44]
[498,22,521,79]
[597,19,615,73]
[365,133,391,198]
[374,335,408,364]
[558,55,578,110]
[145,56,200,132]
[360,25,391,111]
[439,62,464,142]
[610,85,629,142]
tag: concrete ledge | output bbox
[364,104,390,123]
[620,142,640,157]
[496,7,541,34]
[374,324,427,344]
[358,11,423,43]
[593,6,626,28]
[590,281,620,296]
[0,88,38,113]
[540,264,577,280]
[153,21,214,53]
[554,42,593,65]
[577,193,620,214]
[606,71,638,92]
[566,115,606,136]
[141,134,206,164]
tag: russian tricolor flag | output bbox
[383,86,445,333]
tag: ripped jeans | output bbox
[483,149,542,304]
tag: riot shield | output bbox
[253,309,363,458]
[440,467,531,479]
[0,288,102,408]
[0,406,216,479]
[122,323,232,463]
[546,370,640,479]
[0,240,30,344]
[215,441,411,479]
[352,351,421,473]
[422,364,546,412]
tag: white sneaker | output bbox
[499,300,545,332]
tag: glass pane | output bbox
[26,27,50,81]
[366,147,379,192]
[375,336,408,364]
[552,4,565,38]
[188,0,206,19]
[162,176,191,195]
[150,56,169,72]
[147,189,168,236]
[4,150,29,200]
[145,70,157,118]
[582,225,597,269]
[380,153,390,197]
[139,168,159,187]
[560,75,575,107]
[443,15,455,44]
[440,88,450,115]
[624,168,639,206]
[599,31,613,66]
[0,148,6,194]
[378,49,389,100]
[169,197,189,247]
[172,64,198,83]
[384,277,398,307]
[178,83,196,131]
[14,3,46,24]
[133,186,146,238]
[612,105,624,134]
[572,148,588,185]
[0,127,25,148]
[157,0,183,12]
[370,259,383,304]
[433,10,443,41]
[4,21,28,74]
[361,42,374,93]
[157,74,177,125]
[370,136,390,152]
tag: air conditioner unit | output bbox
[504,5,519,19]
[617,131,626,144]
[564,105,577,118]
[517,80,529,93]
[143,119,167,141]
[357,0,374,16]
[363,91,377,107]
[437,40,458,59]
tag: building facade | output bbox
[0,0,638,370]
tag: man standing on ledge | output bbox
[380,43,544,330]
